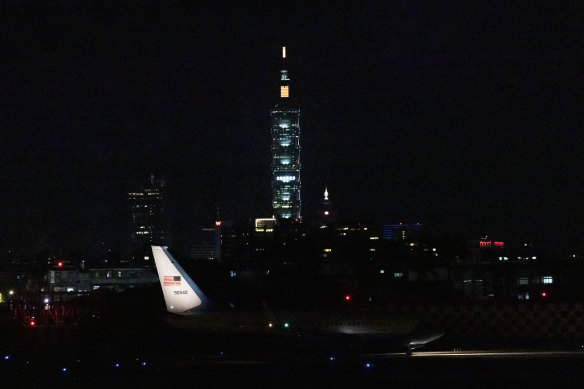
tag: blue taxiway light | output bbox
[329,357,335,361]
[115,363,120,368]
[62,367,68,372]
[141,361,147,367]
[3,355,9,360]
[364,363,372,368]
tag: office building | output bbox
[383,223,423,240]
[129,174,170,263]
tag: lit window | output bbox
[517,277,528,285]
[542,276,553,284]
[280,86,289,98]
[281,159,290,165]
[394,272,404,279]
[276,175,295,183]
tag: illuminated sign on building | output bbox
[479,240,504,249]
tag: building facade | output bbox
[270,46,301,221]
[383,223,423,240]
[128,174,170,263]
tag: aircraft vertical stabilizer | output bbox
[151,245,208,314]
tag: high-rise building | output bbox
[190,212,223,262]
[271,46,301,221]
[317,187,335,228]
[129,174,170,263]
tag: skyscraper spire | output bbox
[318,186,334,227]
[280,46,290,99]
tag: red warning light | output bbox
[345,295,351,301]
[324,211,330,216]
[57,261,63,267]
[215,221,222,226]
[29,320,35,326]
[541,292,547,297]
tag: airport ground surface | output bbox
[2,317,584,388]
[2,344,584,388]
[3,287,584,387]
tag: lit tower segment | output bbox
[271,46,301,221]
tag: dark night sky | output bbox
[1,1,582,255]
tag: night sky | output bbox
[1,2,582,255]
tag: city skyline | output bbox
[1,2,582,255]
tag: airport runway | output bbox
[156,348,584,367]
[4,347,584,388]
[366,349,584,359]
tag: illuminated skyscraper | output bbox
[271,46,301,221]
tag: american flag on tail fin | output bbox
[164,276,181,286]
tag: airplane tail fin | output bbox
[151,245,209,314]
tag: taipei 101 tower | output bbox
[270,46,301,221]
